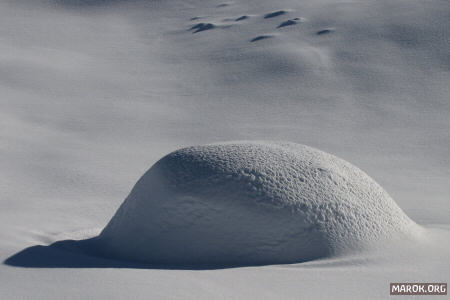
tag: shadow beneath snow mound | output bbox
[4,238,317,270]
[4,239,139,269]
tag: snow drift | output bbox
[98,141,422,266]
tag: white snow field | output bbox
[0,0,449,299]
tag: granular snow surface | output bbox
[99,142,423,266]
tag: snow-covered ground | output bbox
[1,0,449,299]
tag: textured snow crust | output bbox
[99,141,421,265]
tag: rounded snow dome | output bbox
[98,141,421,266]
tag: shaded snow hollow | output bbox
[98,141,422,266]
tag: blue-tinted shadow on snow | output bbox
[3,238,317,270]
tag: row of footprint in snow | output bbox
[188,10,334,41]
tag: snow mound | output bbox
[98,141,422,266]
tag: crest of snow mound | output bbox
[99,141,421,265]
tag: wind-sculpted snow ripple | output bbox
[98,141,422,266]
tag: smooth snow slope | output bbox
[0,0,449,298]
[99,142,422,265]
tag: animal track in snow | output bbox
[187,8,313,40]
[250,35,273,42]
[277,19,299,28]
[317,29,334,35]
[264,10,287,19]
[189,23,216,33]
[235,15,249,21]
